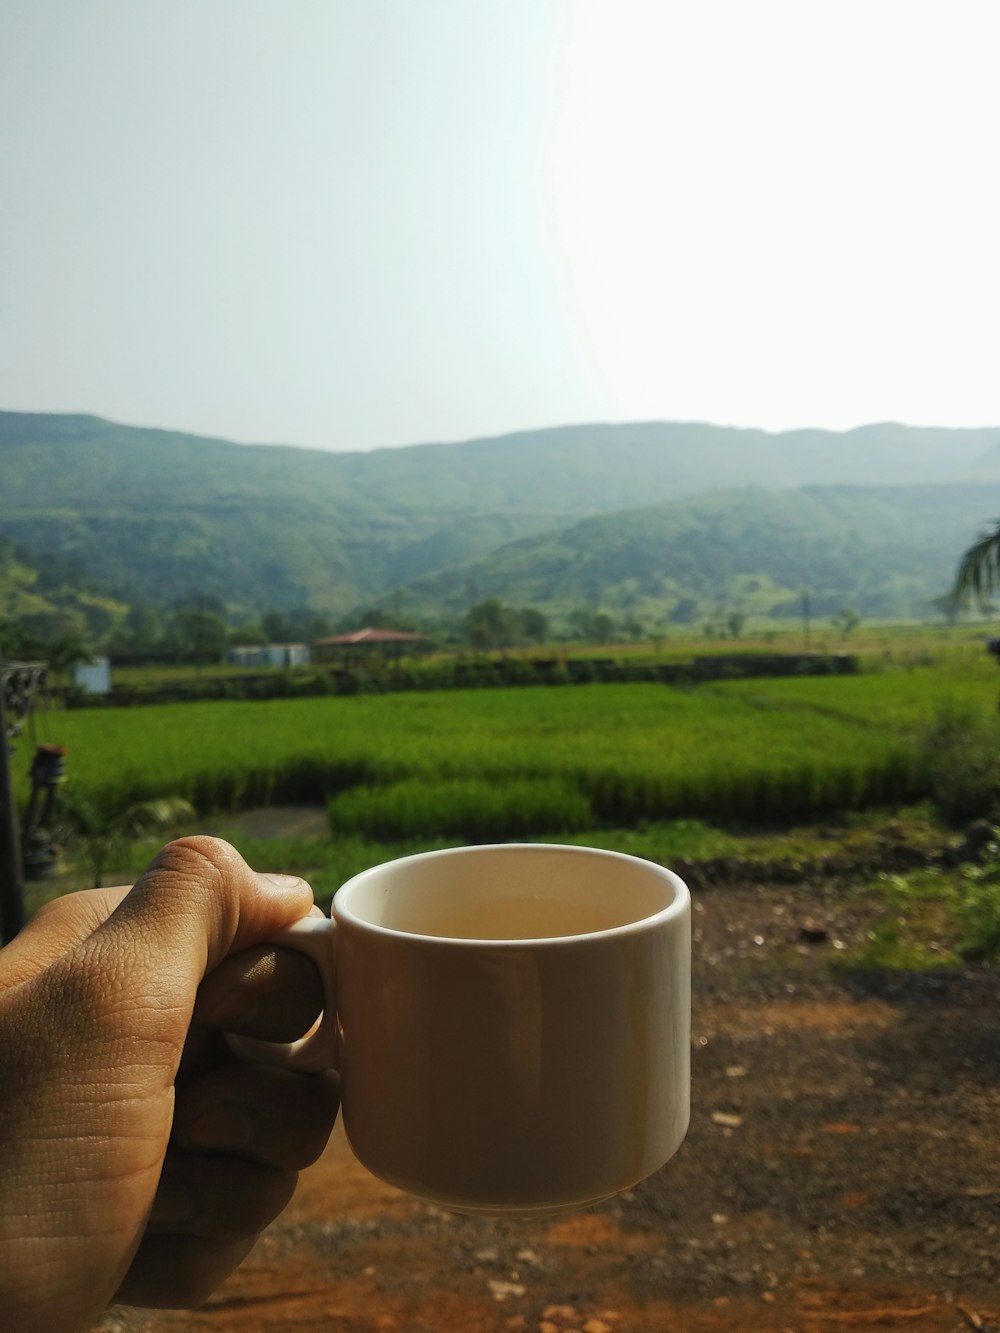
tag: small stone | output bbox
[543,1307,579,1321]
[799,918,829,943]
[711,1111,743,1128]
[489,1278,526,1301]
[725,1064,748,1078]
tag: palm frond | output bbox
[953,521,1000,607]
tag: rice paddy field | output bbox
[18,642,1000,852]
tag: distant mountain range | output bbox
[2,411,1000,634]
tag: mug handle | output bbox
[225,916,340,1073]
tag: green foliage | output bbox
[465,599,519,650]
[463,599,550,649]
[328,777,592,842]
[59,791,197,887]
[831,608,861,638]
[5,413,1000,633]
[567,608,616,643]
[849,840,1000,969]
[167,608,229,665]
[851,917,952,971]
[920,699,1000,824]
[18,664,992,842]
[954,843,1000,961]
[952,518,1000,609]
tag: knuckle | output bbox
[29,891,82,927]
[150,836,238,886]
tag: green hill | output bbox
[2,411,1000,631]
[399,483,1000,623]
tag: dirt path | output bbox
[100,881,1000,1332]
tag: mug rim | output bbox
[332,841,690,947]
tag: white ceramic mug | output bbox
[248,842,691,1216]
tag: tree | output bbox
[46,633,95,684]
[519,607,549,644]
[952,519,1000,609]
[668,596,698,625]
[122,603,166,654]
[591,612,615,644]
[831,608,861,639]
[567,608,595,640]
[0,619,44,660]
[261,610,292,643]
[567,608,616,643]
[930,590,962,626]
[465,599,517,651]
[168,609,228,665]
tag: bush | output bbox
[921,700,1000,825]
[957,840,1000,961]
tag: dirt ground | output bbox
[99,877,1000,1333]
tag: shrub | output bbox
[920,699,1000,825]
[956,838,1000,961]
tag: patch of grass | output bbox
[554,818,740,862]
[849,916,959,971]
[840,843,1000,970]
[954,853,1000,962]
[720,804,954,868]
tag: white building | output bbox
[72,656,111,694]
[227,643,311,669]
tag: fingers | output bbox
[171,1062,340,1172]
[115,1233,259,1310]
[148,1151,298,1239]
[120,1061,340,1308]
[192,941,326,1042]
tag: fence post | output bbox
[0,678,26,943]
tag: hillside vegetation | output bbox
[3,411,1000,641]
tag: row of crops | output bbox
[18,656,999,840]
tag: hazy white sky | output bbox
[2,0,999,451]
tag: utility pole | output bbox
[802,590,811,651]
[0,661,46,944]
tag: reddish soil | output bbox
[99,880,1000,1333]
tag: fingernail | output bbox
[189,1104,253,1151]
[257,872,305,892]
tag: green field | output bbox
[19,651,1000,845]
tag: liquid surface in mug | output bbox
[385,894,631,940]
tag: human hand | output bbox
[0,836,340,1332]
